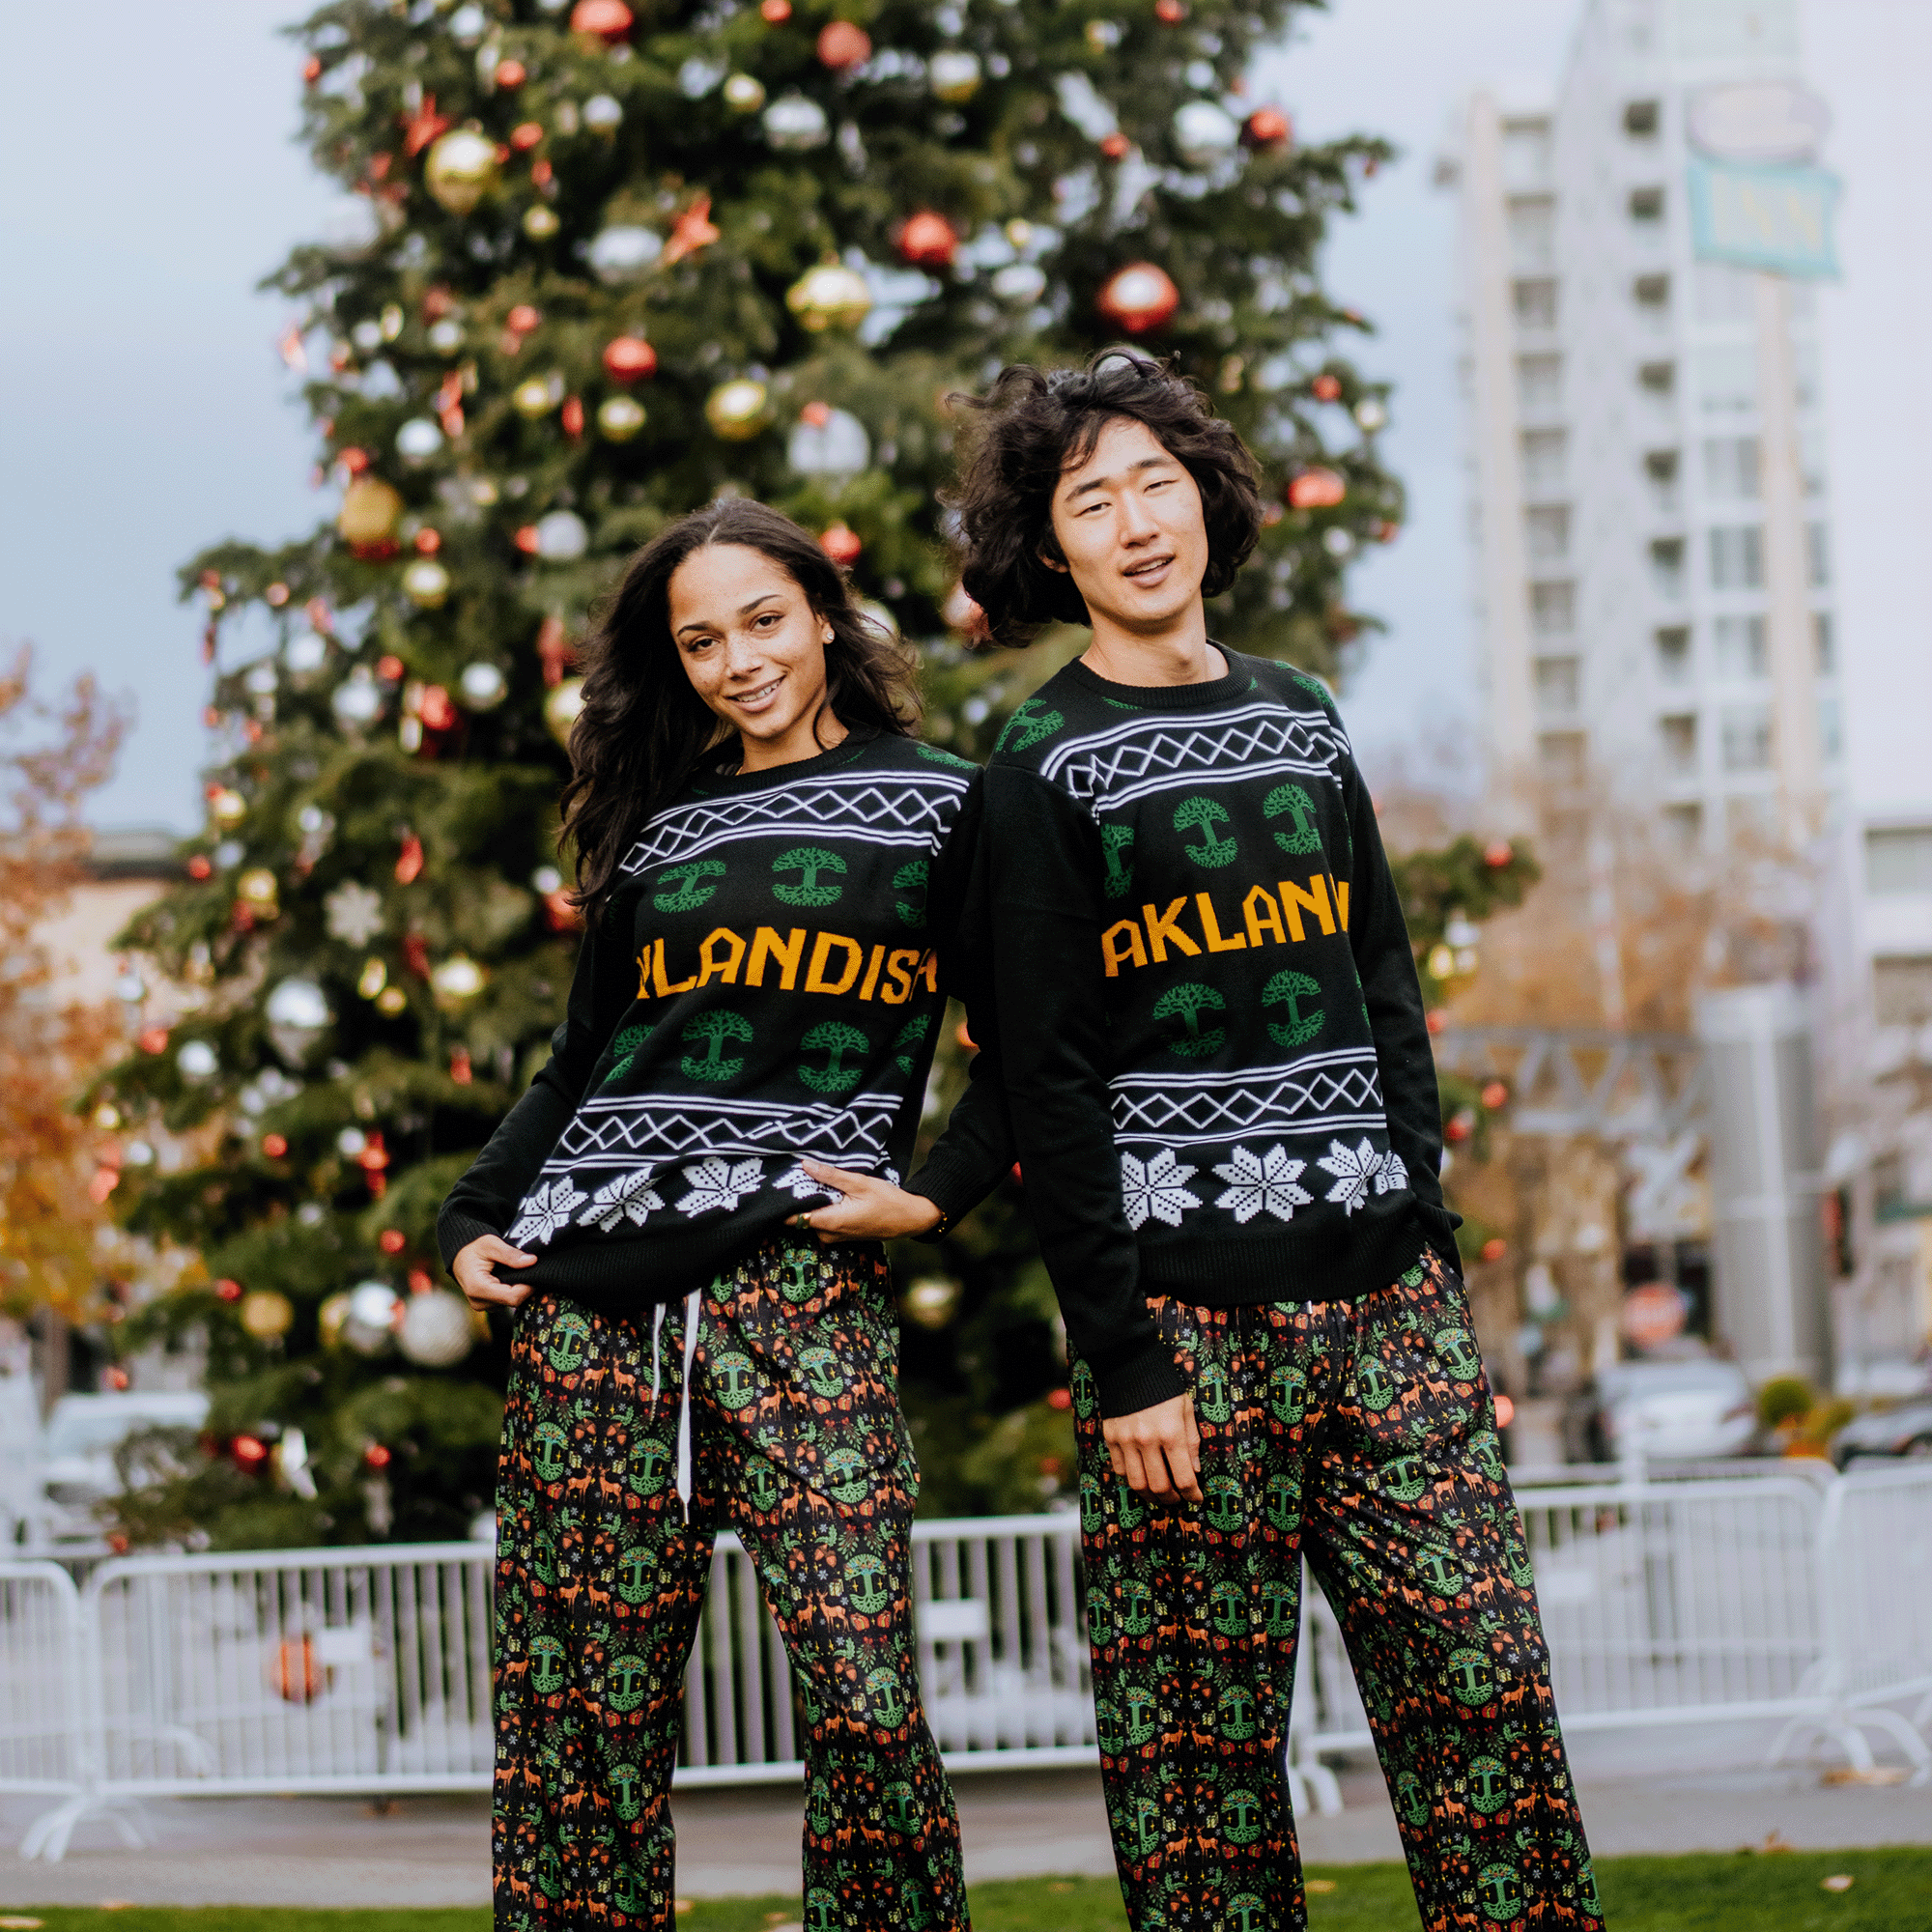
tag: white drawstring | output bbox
[674,1289,701,1521]
[650,1303,667,1407]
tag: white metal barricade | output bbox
[0,1562,86,1799]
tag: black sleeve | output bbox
[979,765,1189,1419]
[437,893,635,1270]
[902,774,1019,1229]
[1338,754,1457,1250]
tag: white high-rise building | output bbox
[1452,0,1932,1371]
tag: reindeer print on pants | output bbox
[1076,1248,1602,1932]
[493,1235,967,1931]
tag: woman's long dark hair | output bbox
[561,498,919,920]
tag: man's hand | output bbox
[452,1234,536,1312]
[1101,1392,1202,1503]
[791,1158,945,1243]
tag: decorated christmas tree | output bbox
[102,0,1414,1547]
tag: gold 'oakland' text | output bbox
[638,926,939,1004]
[1099,874,1352,979]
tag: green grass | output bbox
[9,1849,1932,1930]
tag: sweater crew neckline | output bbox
[1059,646,1250,713]
[691,723,882,796]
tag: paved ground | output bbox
[4,1716,1928,1908]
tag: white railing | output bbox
[4,1466,1928,1859]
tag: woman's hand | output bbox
[452,1234,536,1312]
[791,1158,944,1243]
[1101,1393,1203,1503]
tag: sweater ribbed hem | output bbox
[1136,1203,1434,1310]
[438,1210,501,1276]
[1091,1338,1193,1419]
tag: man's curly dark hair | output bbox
[949,352,1265,649]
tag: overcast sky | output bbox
[0,0,1584,831]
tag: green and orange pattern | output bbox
[493,1236,967,1931]
[1075,1250,1603,1932]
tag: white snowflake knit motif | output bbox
[773,1163,829,1201]
[508,1178,587,1247]
[1120,1149,1202,1231]
[677,1155,765,1217]
[1212,1145,1314,1225]
[1316,1138,1408,1215]
[577,1169,665,1234]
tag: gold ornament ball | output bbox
[240,1291,296,1342]
[376,984,409,1016]
[723,71,766,113]
[512,376,558,418]
[318,1292,354,1349]
[237,867,281,911]
[424,128,500,215]
[704,379,772,440]
[545,675,587,744]
[338,477,404,547]
[785,261,872,334]
[403,558,451,608]
[209,786,248,826]
[430,953,487,1006]
[522,204,561,241]
[928,50,981,101]
[597,394,647,441]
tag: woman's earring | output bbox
[822,630,834,644]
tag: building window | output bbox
[1660,714,1698,776]
[1539,731,1587,783]
[1814,611,1835,675]
[1638,360,1676,398]
[1818,696,1841,762]
[1649,538,1686,598]
[1501,122,1553,188]
[1655,626,1692,684]
[1634,272,1670,310]
[1530,582,1576,635]
[1624,99,1662,137]
[1807,522,1832,587]
[1508,196,1555,270]
[1525,506,1571,562]
[1873,956,1932,1025]
[1714,613,1768,680]
[1535,656,1580,713]
[1695,344,1758,413]
[1703,436,1761,501]
[1517,354,1562,414]
[1800,425,1829,497]
[1866,828,1932,895]
[1662,802,1703,848]
[1514,278,1558,331]
[1521,429,1567,494]
[1708,526,1765,591]
[1629,185,1666,222]
[1644,448,1680,513]
[1719,705,1773,772]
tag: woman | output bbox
[440,500,1009,1932]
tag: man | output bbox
[949,353,1601,1932]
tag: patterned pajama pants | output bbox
[1076,1250,1602,1932]
[492,1235,968,1932]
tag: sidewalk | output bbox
[4,1725,1928,1908]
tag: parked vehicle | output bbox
[1586,1359,1756,1463]
[1831,1398,1932,1470]
[23,1390,209,1547]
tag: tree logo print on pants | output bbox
[1210,1580,1246,1636]
[532,1421,568,1485]
[1479,1864,1524,1923]
[805,1887,839,1932]
[1196,1360,1232,1423]
[616,1543,656,1605]
[629,1435,670,1496]
[1263,969,1324,1049]
[1447,1645,1497,1709]
[799,1345,844,1398]
[994,696,1063,755]
[1269,1362,1307,1426]
[711,1351,756,1410]
[884,1780,921,1833]
[1262,1578,1296,1637]
[1415,1547,1467,1600]
[847,1551,889,1615]
[1071,1360,1097,1419]
[743,1453,782,1512]
[1381,1452,1428,1502]
[1395,1769,1429,1829]
[778,1248,820,1304]
[771,845,846,907]
[1355,1355,1398,1411]
[1227,1895,1268,1932]
[807,1776,833,1836]
[546,1308,592,1373]
[1152,981,1227,1058]
[1122,1683,1158,1746]
[654,858,726,912]
[1206,1475,1245,1534]
[1080,1474,1104,1534]
[1086,1585,1115,1648]
[1173,793,1238,867]
[1217,1683,1258,1742]
[537,1844,561,1900]
[799,1019,867,1093]
[892,859,930,928]
[609,1761,644,1822]
[529,1635,565,1695]
[1264,781,1323,854]
[1221,1788,1264,1846]
[1468,1428,1505,1482]
[1094,1694,1122,1754]
[867,1665,906,1728]
[1265,1472,1301,1532]
[1100,822,1135,899]
[680,1009,752,1082]
[1467,1755,1511,1815]
[611,1866,649,1918]
[605,1654,649,1714]
[822,1445,869,1504]
[1435,1325,1481,1382]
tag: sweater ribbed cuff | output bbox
[438,1208,503,1276]
[1094,1339,1192,1420]
[903,1150,998,1243]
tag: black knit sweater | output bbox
[439,730,1011,1315]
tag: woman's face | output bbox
[667,542,837,768]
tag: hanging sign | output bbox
[1687,156,1841,279]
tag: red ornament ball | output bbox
[379,1228,408,1255]
[413,526,441,555]
[494,59,526,90]
[1484,838,1515,867]
[510,122,544,153]
[185,856,213,881]
[1311,373,1343,403]
[1480,1081,1510,1110]
[363,1442,392,1469]
[896,212,958,269]
[506,302,541,334]
[1479,1236,1508,1264]
[817,20,870,68]
[799,399,832,428]
[1046,1386,1073,1411]
[602,334,658,382]
[1288,468,1348,510]
[1155,0,1187,19]
[214,1278,244,1302]
[1095,262,1179,334]
[819,523,863,566]
[569,0,634,42]
[760,0,791,17]
[337,446,371,475]
[1242,106,1293,153]
[377,653,406,682]
[1099,131,1131,160]
[231,1433,270,1473]
[262,1133,289,1158]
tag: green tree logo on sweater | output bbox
[1264,782,1323,855]
[892,1013,930,1075]
[799,1019,867,1093]
[1152,982,1227,1058]
[1100,823,1135,899]
[654,858,725,912]
[603,1024,649,1085]
[681,1009,752,1082]
[993,696,1063,755]
[1263,970,1324,1049]
[1173,795,1238,868]
[772,846,845,907]
[892,859,929,928]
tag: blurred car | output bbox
[25,1390,209,1547]
[1831,1399,1932,1470]
[1586,1360,1756,1463]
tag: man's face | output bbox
[1045,414,1209,639]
